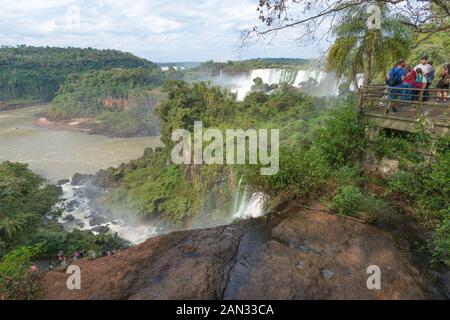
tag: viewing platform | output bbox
[357,85,450,136]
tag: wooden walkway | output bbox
[357,85,450,136]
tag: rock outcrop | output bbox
[39,205,445,300]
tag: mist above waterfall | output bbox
[205,67,343,101]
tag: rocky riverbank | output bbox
[38,202,449,300]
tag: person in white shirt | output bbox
[415,55,432,101]
[415,55,431,78]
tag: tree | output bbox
[325,6,413,86]
[243,0,449,45]
[0,162,60,256]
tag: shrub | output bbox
[245,145,331,199]
[331,186,364,216]
[0,244,43,300]
[314,103,367,167]
[432,217,450,267]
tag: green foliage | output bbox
[331,186,364,216]
[432,217,450,266]
[0,161,125,265]
[389,141,449,223]
[0,162,60,255]
[105,151,194,226]
[409,32,450,72]
[104,149,232,227]
[102,82,332,225]
[0,244,43,300]
[44,68,166,136]
[314,102,367,167]
[326,7,413,85]
[32,221,128,257]
[387,137,449,263]
[0,45,152,103]
[245,145,330,198]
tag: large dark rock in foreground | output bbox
[39,205,446,300]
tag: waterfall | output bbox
[234,191,265,219]
[233,68,298,100]
[216,67,365,101]
[233,177,244,213]
[248,69,296,86]
[233,68,335,101]
[232,178,265,219]
[292,69,326,87]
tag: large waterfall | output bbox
[225,68,340,101]
[293,69,327,87]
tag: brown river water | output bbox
[0,105,163,183]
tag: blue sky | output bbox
[0,0,328,62]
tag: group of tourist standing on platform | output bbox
[386,55,450,106]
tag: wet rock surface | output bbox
[39,205,448,300]
[63,214,75,222]
[91,225,110,234]
[89,216,107,226]
[57,179,70,186]
[71,173,96,186]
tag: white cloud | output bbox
[0,0,325,61]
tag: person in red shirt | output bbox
[402,64,416,100]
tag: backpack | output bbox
[387,67,402,87]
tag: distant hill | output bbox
[0,45,155,104]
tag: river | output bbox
[0,105,162,183]
[0,105,166,244]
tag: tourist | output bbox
[427,61,435,86]
[57,250,64,264]
[402,64,416,101]
[386,59,407,111]
[414,55,431,77]
[29,263,38,273]
[88,249,96,259]
[414,55,431,101]
[423,61,435,101]
[415,68,427,101]
[73,251,80,261]
[61,256,68,269]
[436,64,450,103]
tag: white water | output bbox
[233,191,265,219]
[293,69,327,87]
[222,68,341,101]
[232,178,265,219]
[57,182,159,245]
[58,177,266,244]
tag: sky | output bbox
[0,0,329,62]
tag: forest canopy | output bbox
[0,45,154,103]
[45,67,166,136]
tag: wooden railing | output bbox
[357,85,450,115]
